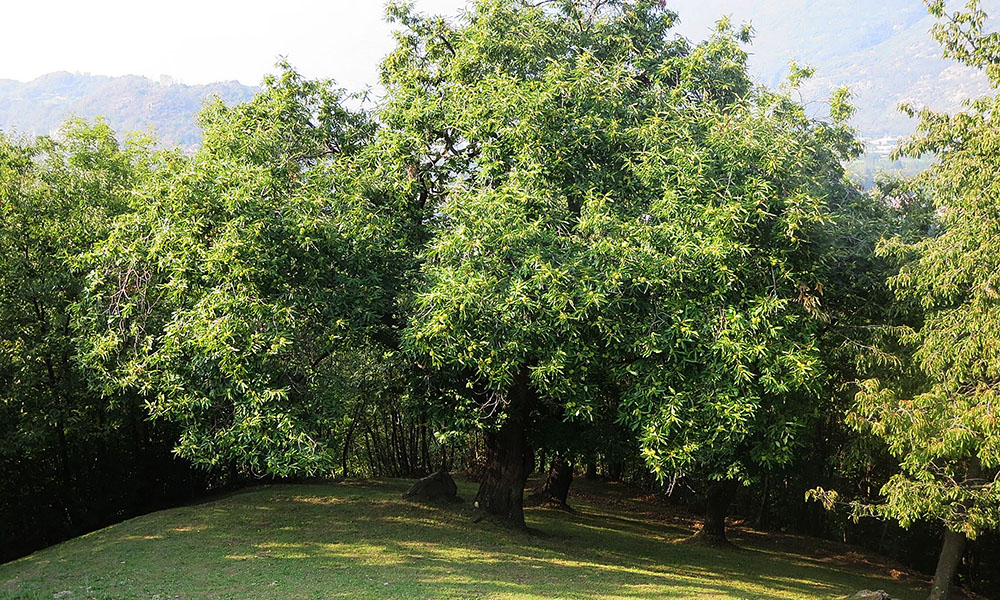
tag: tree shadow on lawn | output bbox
[195,483,926,598]
[0,481,926,600]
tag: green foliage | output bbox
[805,176,937,526]
[852,0,1000,539]
[383,0,863,489]
[0,119,146,411]
[387,0,689,431]
[619,78,862,483]
[0,122,129,441]
[926,0,1000,86]
[0,119,209,560]
[74,66,405,476]
[0,117,141,434]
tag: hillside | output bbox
[1,2,997,145]
[0,479,933,600]
[0,72,255,150]
[669,0,1000,137]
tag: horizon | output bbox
[3,0,995,143]
[0,0,769,91]
[0,0,468,90]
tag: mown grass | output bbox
[0,479,926,600]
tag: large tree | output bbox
[612,63,864,545]
[76,67,410,475]
[389,0,860,531]
[0,120,198,557]
[849,2,1000,599]
[387,0,687,529]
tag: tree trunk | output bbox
[928,529,966,600]
[693,480,736,546]
[606,460,623,483]
[408,420,419,475]
[585,461,597,480]
[56,421,72,491]
[439,440,449,471]
[474,369,534,529]
[340,401,365,478]
[391,411,410,476]
[420,422,431,474]
[755,473,770,529]
[532,454,573,507]
[364,422,388,476]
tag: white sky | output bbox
[0,1,471,90]
[0,0,726,91]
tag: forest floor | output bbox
[0,478,937,600]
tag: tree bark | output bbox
[439,439,449,471]
[391,411,410,476]
[531,454,573,507]
[606,460,623,483]
[56,422,72,496]
[420,422,431,474]
[928,529,966,600]
[364,422,388,475]
[754,473,770,529]
[474,369,534,529]
[363,431,376,477]
[693,480,736,546]
[585,461,597,480]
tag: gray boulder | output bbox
[848,591,894,600]
[404,469,462,503]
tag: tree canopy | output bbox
[379,0,865,532]
[75,67,407,475]
[841,1,1000,597]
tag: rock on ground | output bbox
[849,591,895,600]
[404,470,462,503]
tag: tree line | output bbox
[1,2,998,599]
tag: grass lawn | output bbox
[0,478,929,600]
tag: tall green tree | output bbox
[76,67,408,475]
[1,121,142,454]
[850,2,1000,598]
[387,0,860,531]
[612,61,864,545]
[0,120,187,556]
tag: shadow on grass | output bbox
[0,480,926,600]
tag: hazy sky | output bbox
[1,1,469,89]
[1,0,731,91]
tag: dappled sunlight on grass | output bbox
[0,480,928,600]
[170,525,209,533]
[280,494,344,506]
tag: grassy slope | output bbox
[0,479,926,600]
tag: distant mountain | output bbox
[0,72,256,150]
[1,1,997,145]
[669,0,1000,137]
